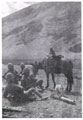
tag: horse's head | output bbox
[33,60,45,70]
[38,62,43,69]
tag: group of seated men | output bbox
[2,62,46,102]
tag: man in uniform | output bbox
[2,63,20,84]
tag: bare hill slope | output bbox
[2,2,81,61]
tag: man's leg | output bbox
[36,80,44,90]
[24,88,48,100]
[24,87,42,98]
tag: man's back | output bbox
[3,83,24,98]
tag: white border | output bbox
[0,0,82,119]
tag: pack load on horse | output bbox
[48,48,64,71]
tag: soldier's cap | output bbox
[8,63,14,68]
[23,67,30,74]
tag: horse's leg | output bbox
[46,72,49,89]
[51,73,56,89]
[65,75,70,91]
[66,80,69,91]
[66,77,73,92]
[69,75,73,91]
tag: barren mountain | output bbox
[2,2,81,65]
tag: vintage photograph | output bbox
[2,1,82,118]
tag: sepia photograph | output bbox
[2,0,82,118]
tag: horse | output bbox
[36,55,74,92]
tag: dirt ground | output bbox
[2,64,82,118]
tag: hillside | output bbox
[2,2,81,63]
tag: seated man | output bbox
[29,74,44,91]
[2,63,20,84]
[3,73,47,102]
[3,72,24,100]
[21,67,44,91]
[21,67,31,90]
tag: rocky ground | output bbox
[2,64,82,118]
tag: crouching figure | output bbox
[3,73,47,102]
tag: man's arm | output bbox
[2,71,9,80]
[3,87,8,98]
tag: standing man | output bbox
[20,62,25,75]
